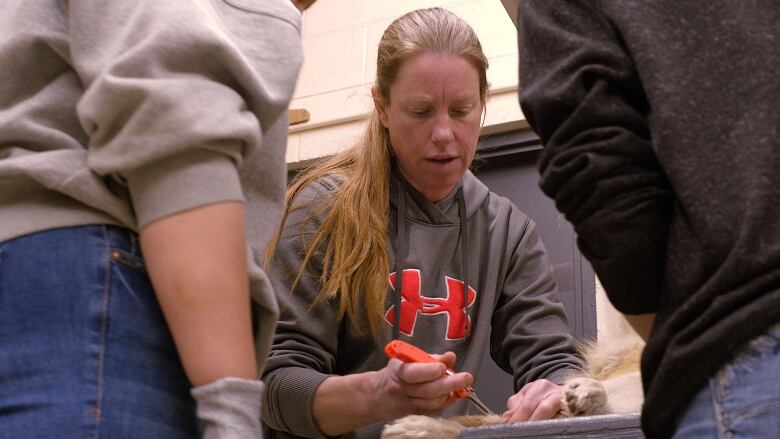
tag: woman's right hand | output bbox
[313,351,473,436]
[368,351,474,420]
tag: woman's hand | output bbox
[502,379,565,422]
[313,351,473,436]
[369,352,473,420]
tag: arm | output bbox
[67,0,303,385]
[518,0,674,313]
[140,201,255,385]
[262,182,471,437]
[491,213,583,421]
[492,214,583,387]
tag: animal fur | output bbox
[381,327,644,438]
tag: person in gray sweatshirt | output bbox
[261,8,582,439]
[0,1,311,437]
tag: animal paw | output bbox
[562,377,607,416]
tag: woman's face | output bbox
[375,53,483,202]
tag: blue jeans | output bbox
[672,323,780,438]
[0,226,198,438]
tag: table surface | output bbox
[461,412,645,438]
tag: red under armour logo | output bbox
[385,269,476,340]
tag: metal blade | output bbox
[466,392,497,416]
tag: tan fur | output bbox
[382,415,505,438]
[562,327,644,416]
[381,323,645,438]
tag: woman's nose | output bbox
[430,115,454,144]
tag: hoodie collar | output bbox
[389,165,488,225]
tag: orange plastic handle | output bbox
[384,339,437,363]
[384,340,469,399]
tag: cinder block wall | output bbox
[287,0,628,343]
[287,0,524,168]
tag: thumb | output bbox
[430,351,457,369]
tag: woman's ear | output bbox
[372,87,389,128]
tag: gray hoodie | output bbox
[0,0,303,369]
[263,169,582,438]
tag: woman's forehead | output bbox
[390,53,480,100]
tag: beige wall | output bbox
[287,0,525,168]
[288,0,628,342]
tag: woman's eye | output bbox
[411,110,430,117]
[451,108,471,117]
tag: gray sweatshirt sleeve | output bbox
[262,181,339,439]
[66,0,302,228]
[491,209,583,389]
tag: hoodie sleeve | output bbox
[517,0,673,313]
[261,181,338,439]
[491,211,582,389]
[67,0,302,228]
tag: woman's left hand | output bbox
[502,379,565,422]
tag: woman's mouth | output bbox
[426,156,456,164]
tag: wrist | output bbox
[359,370,383,421]
[313,372,383,436]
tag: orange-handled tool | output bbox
[384,340,496,415]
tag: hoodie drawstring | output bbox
[457,186,470,335]
[391,183,470,340]
[391,181,407,341]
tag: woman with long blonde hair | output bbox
[262,8,581,438]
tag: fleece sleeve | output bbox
[491,212,583,389]
[517,0,673,313]
[261,182,339,439]
[67,0,302,229]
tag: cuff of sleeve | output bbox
[264,367,332,439]
[192,377,264,439]
[125,147,244,229]
[546,368,577,387]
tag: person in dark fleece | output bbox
[515,1,779,438]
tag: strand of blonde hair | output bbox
[266,113,392,336]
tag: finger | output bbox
[502,395,529,422]
[397,360,447,384]
[504,403,533,423]
[503,385,531,421]
[504,384,564,422]
[503,387,542,422]
[430,351,457,369]
[505,388,526,412]
[399,371,472,399]
[528,392,565,421]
